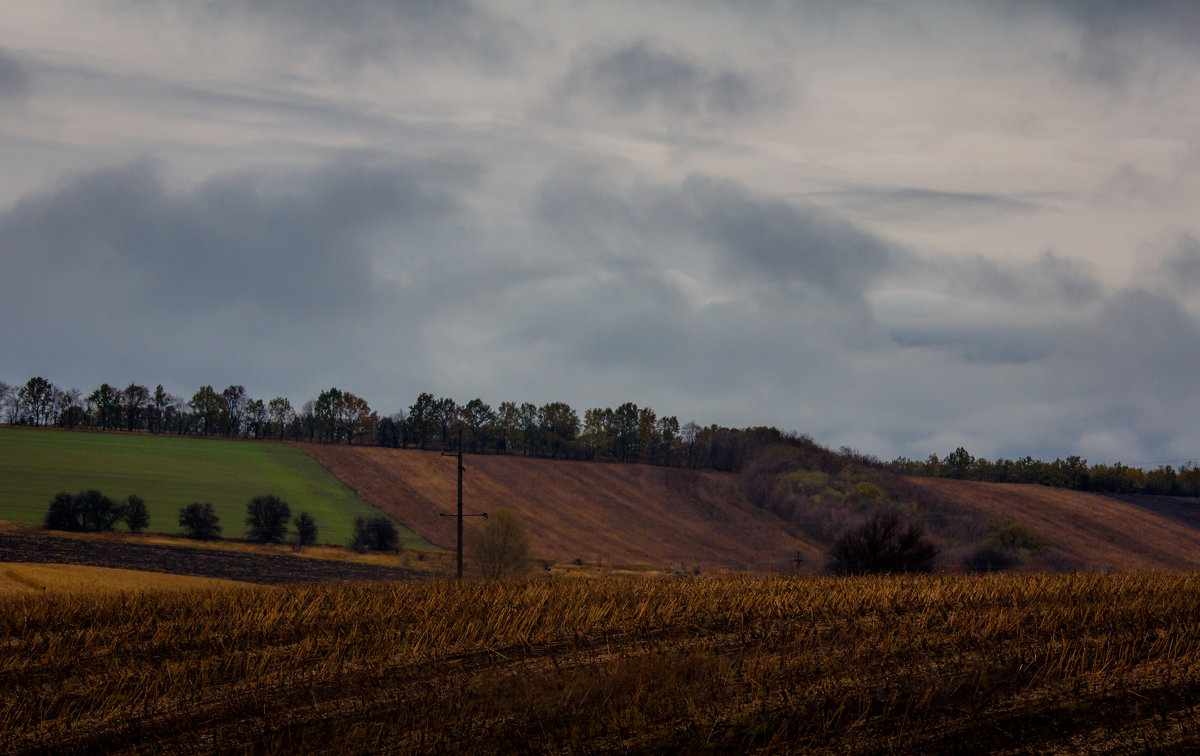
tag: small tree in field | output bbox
[295,512,318,549]
[179,502,221,540]
[124,495,150,533]
[828,509,938,575]
[246,494,291,544]
[350,516,398,552]
[465,508,533,579]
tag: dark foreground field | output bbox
[0,532,424,585]
[4,573,1200,754]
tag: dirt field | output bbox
[0,532,431,585]
[303,445,813,572]
[908,478,1200,570]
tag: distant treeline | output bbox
[891,448,1200,498]
[0,376,786,472]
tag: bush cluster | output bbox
[350,517,398,552]
[44,490,150,533]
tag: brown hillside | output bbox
[301,445,813,572]
[909,478,1200,571]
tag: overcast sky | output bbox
[3,1,1200,465]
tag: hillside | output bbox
[302,445,814,572]
[0,427,430,548]
[307,444,1200,573]
[908,478,1200,571]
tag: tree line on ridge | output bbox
[4,375,1196,497]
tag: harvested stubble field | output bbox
[4,573,1200,754]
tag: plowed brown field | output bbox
[302,445,814,572]
[909,478,1200,570]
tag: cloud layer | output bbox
[3,1,1200,466]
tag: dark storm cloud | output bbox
[676,177,893,294]
[537,171,893,297]
[555,39,785,120]
[0,156,467,392]
[0,48,30,100]
[1,157,456,310]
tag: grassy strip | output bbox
[0,427,432,548]
[2,572,1200,753]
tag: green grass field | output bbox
[0,427,434,549]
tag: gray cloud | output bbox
[537,171,893,298]
[128,0,527,70]
[1158,234,1200,292]
[0,48,30,100]
[0,156,467,395]
[823,185,1046,226]
[921,249,1102,306]
[555,39,786,121]
[888,326,1050,366]
[1002,0,1200,87]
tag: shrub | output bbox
[465,508,532,579]
[295,512,318,549]
[246,494,291,544]
[124,495,150,533]
[828,509,939,575]
[985,518,1047,553]
[850,482,884,509]
[179,502,221,540]
[350,516,398,552]
[962,546,1019,573]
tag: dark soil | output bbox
[0,532,428,585]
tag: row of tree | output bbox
[1,376,771,471]
[891,447,1200,497]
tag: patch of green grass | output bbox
[0,427,434,549]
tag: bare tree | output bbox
[466,509,533,579]
[828,509,939,575]
[222,385,247,437]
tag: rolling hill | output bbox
[302,444,814,572]
[305,444,1200,573]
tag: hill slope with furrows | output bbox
[301,445,816,572]
[306,444,1200,574]
[908,478,1200,571]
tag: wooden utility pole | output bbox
[441,427,486,580]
